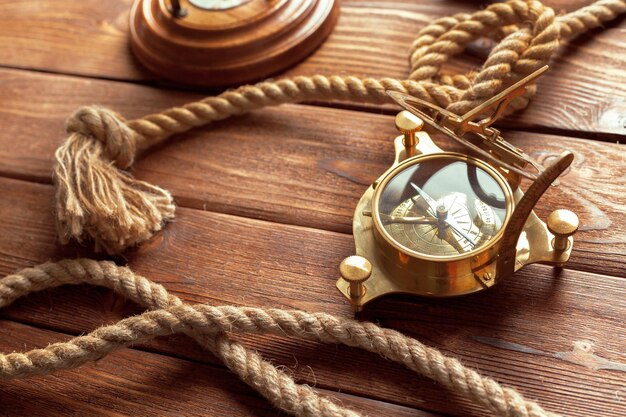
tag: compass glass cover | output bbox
[376,156,509,257]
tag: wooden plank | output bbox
[0,68,622,277]
[0,68,199,182]
[0,0,149,80]
[0,0,469,82]
[0,178,624,417]
[0,320,436,417]
[0,1,623,135]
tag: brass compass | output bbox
[337,66,579,312]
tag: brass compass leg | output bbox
[395,111,423,149]
[547,209,579,263]
[339,256,372,312]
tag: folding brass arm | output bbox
[458,66,548,136]
[387,66,549,181]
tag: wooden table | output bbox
[0,1,624,416]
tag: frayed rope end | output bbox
[53,106,175,254]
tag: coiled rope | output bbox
[3,0,624,416]
[2,259,558,417]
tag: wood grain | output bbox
[0,320,439,417]
[0,1,624,415]
[0,1,623,135]
[0,177,624,417]
[0,68,622,277]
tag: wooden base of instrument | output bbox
[129,0,339,87]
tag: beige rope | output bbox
[8,1,621,416]
[54,0,626,254]
[1,259,559,417]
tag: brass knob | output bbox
[547,209,579,251]
[339,256,371,299]
[395,111,423,147]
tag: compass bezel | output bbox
[371,152,514,262]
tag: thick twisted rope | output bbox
[1,259,558,417]
[28,1,624,416]
[53,0,626,254]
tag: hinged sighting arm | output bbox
[387,66,550,181]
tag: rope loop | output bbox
[409,0,560,114]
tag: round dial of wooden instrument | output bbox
[129,0,339,87]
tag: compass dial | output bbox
[374,154,511,259]
[384,192,499,256]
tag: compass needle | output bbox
[443,212,477,247]
[448,223,476,247]
[442,227,466,254]
[380,213,437,224]
[409,182,439,216]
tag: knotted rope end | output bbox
[53,106,175,254]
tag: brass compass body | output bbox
[337,67,579,311]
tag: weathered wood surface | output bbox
[0,177,624,417]
[0,320,438,417]
[0,1,624,416]
[0,68,623,277]
[0,1,623,135]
